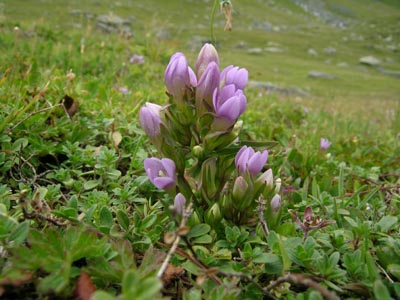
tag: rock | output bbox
[308,71,336,79]
[384,36,392,43]
[96,14,132,36]
[265,47,283,53]
[359,56,381,66]
[377,68,400,78]
[323,47,337,55]
[155,29,171,40]
[386,45,398,52]
[235,42,247,49]
[248,80,308,97]
[308,48,318,56]
[250,21,273,32]
[337,62,348,68]
[70,9,83,16]
[247,48,263,54]
[291,0,352,28]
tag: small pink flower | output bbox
[235,146,268,177]
[130,55,144,64]
[320,138,332,150]
[119,87,129,94]
[144,158,176,190]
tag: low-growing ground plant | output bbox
[0,1,399,299]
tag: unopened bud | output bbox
[275,178,282,194]
[232,120,243,136]
[205,203,222,226]
[173,193,186,215]
[256,169,274,188]
[270,194,281,213]
[192,145,204,158]
[232,176,248,202]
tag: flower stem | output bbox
[210,0,219,44]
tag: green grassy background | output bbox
[3,0,400,111]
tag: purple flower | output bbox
[196,43,220,78]
[130,55,144,64]
[213,84,247,122]
[144,157,176,190]
[196,61,220,105]
[270,194,281,213]
[139,102,163,139]
[320,138,332,150]
[235,146,268,177]
[174,193,186,214]
[119,87,129,94]
[164,53,196,102]
[220,65,248,90]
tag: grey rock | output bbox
[248,80,308,97]
[96,14,132,36]
[308,48,318,56]
[337,62,348,68]
[247,48,263,54]
[251,21,273,32]
[265,47,283,53]
[308,71,336,79]
[323,47,337,55]
[359,56,381,66]
[377,68,400,78]
[235,42,248,49]
[291,0,352,28]
[155,29,171,40]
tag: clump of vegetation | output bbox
[0,0,399,299]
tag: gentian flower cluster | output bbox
[139,44,281,225]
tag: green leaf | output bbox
[192,234,212,244]
[99,206,113,228]
[187,223,210,239]
[122,269,162,300]
[84,180,99,191]
[387,264,400,280]
[344,216,358,228]
[8,221,29,246]
[376,216,398,233]
[253,253,279,264]
[373,280,393,300]
[116,210,130,231]
[92,291,117,300]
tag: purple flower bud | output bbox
[119,87,129,94]
[256,169,274,188]
[164,53,195,102]
[320,138,332,150]
[139,102,163,139]
[144,157,176,190]
[213,84,247,122]
[220,65,248,90]
[232,176,248,201]
[196,43,220,78]
[304,206,313,223]
[235,146,268,177]
[270,194,281,213]
[129,55,144,64]
[196,61,220,105]
[174,193,186,214]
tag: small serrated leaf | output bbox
[8,221,29,246]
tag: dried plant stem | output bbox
[257,196,269,237]
[265,273,340,300]
[157,203,192,280]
